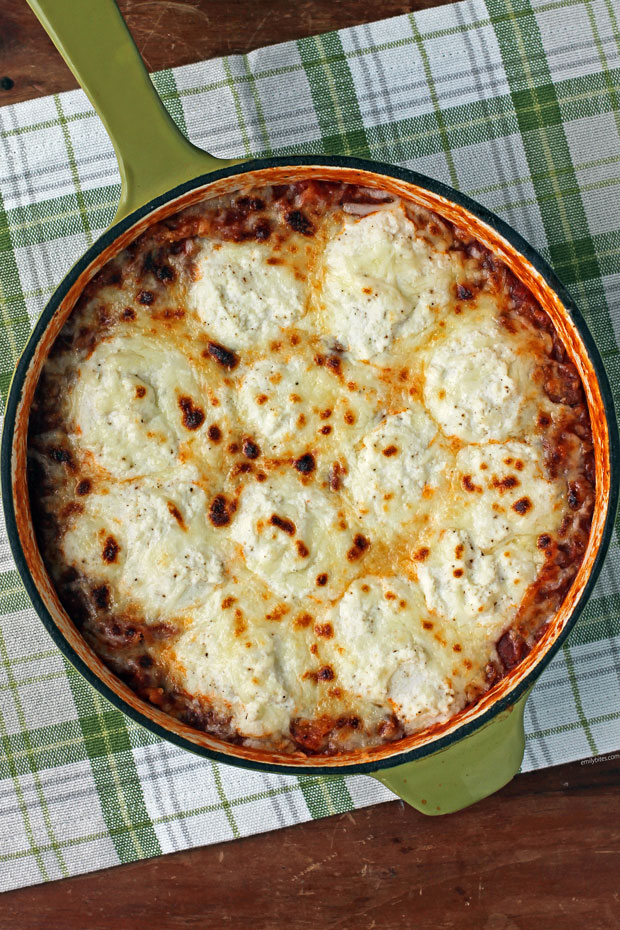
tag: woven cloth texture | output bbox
[1,0,620,893]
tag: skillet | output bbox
[2,0,618,814]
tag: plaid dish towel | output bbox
[1,0,620,893]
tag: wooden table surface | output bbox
[1,1,619,927]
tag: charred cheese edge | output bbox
[28,183,594,755]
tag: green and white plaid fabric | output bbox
[1,0,620,892]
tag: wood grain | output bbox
[0,0,443,106]
[1,0,619,926]
[2,757,620,929]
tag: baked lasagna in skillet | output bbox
[28,181,594,754]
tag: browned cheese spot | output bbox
[316,573,328,587]
[315,623,334,639]
[122,307,136,320]
[253,219,271,241]
[178,396,205,430]
[455,543,464,558]
[256,394,268,405]
[234,608,247,637]
[453,568,464,578]
[209,495,234,527]
[137,290,154,305]
[382,445,398,457]
[159,308,185,320]
[203,341,239,370]
[76,479,91,496]
[462,474,482,493]
[320,425,332,435]
[537,534,552,549]
[347,534,370,562]
[296,540,310,558]
[456,283,474,300]
[294,453,316,474]
[422,620,434,630]
[414,547,430,562]
[325,355,341,376]
[512,496,532,515]
[328,462,342,491]
[266,603,290,622]
[320,408,332,420]
[240,437,260,459]
[92,585,110,610]
[343,410,356,425]
[207,424,222,442]
[222,596,236,609]
[270,514,296,535]
[491,474,520,493]
[538,411,551,429]
[294,613,313,629]
[62,501,84,520]
[102,535,120,563]
[167,501,186,529]
[453,643,462,652]
[49,447,75,470]
[285,210,314,236]
[317,665,335,682]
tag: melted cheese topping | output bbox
[326,577,455,728]
[229,472,352,600]
[345,406,449,521]
[423,314,538,442]
[30,185,590,755]
[71,334,221,477]
[63,477,225,616]
[188,239,307,349]
[318,207,455,360]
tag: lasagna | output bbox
[28,180,594,754]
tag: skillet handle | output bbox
[370,690,530,815]
[26,0,243,222]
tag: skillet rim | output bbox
[2,153,618,776]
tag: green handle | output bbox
[371,691,530,815]
[26,0,243,222]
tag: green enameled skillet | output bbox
[2,0,618,814]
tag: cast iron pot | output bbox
[3,0,618,814]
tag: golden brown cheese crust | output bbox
[28,180,594,755]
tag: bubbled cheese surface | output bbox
[32,191,577,753]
